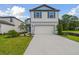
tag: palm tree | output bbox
[18,23,27,36]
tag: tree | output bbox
[18,23,27,36]
[69,16,78,30]
[62,14,78,30]
[62,14,72,30]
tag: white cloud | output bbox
[11,6,25,16]
[67,5,79,15]
[0,6,27,20]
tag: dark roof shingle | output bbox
[30,4,60,12]
[0,20,15,26]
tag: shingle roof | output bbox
[30,4,60,12]
[0,20,15,26]
[0,16,23,23]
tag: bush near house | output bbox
[57,19,63,35]
[57,24,63,35]
[6,30,19,38]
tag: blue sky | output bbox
[0,4,78,21]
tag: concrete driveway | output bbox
[24,34,79,55]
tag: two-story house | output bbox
[30,4,60,35]
[0,16,23,34]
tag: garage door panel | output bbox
[35,26,54,35]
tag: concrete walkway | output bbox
[24,34,79,55]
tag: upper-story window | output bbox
[34,12,42,18]
[48,12,55,18]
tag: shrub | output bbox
[57,22,63,35]
[7,30,19,38]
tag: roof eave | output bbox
[30,10,60,12]
[29,4,60,12]
[0,20,15,26]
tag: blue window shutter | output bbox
[40,12,41,18]
[48,12,49,18]
[34,12,35,18]
[54,12,55,18]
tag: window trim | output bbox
[48,11,55,18]
[34,11,42,18]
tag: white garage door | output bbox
[35,26,54,35]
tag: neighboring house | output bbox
[0,16,23,34]
[30,4,60,35]
[25,18,31,33]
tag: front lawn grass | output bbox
[64,35,79,42]
[63,30,79,34]
[62,30,79,42]
[0,35,32,55]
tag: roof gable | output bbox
[30,4,60,11]
[35,6,53,10]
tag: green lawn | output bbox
[0,35,32,55]
[64,35,79,42]
[62,30,79,42]
[63,30,79,33]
